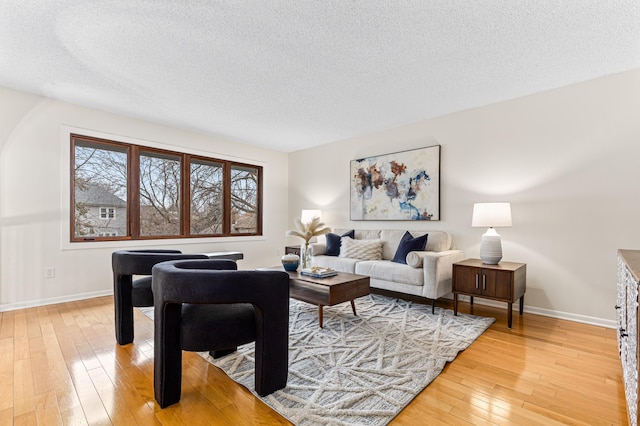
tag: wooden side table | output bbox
[285,245,301,256]
[452,258,527,328]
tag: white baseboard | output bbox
[0,291,617,329]
[0,290,113,312]
[455,294,616,329]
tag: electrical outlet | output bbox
[44,267,55,279]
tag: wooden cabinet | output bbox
[617,249,640,426]
[453,258,526,328]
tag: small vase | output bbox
[281,253,300,271]
[300,243,313,269]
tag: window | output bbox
[99,207,116,219]
[230,165,259,234]
[71,134,262,242]
[73,139,128,238]
[190,158,224,235]
[139,150,182,237]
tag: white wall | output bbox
[288,69,640,326]
[0,86,290,310]
[3,69,639,323]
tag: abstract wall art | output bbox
[350,145,440,221]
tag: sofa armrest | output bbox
[420,250,465,300]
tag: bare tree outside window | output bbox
[190,159,223,235]
[139,151,181,236]
[230,165,258,234]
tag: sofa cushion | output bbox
[355,260,424,287]
[423,231,451,252]
[311,255,360,273]
[334,228,381,241]
[392,231,428,264]
[380,230,417,260]
[325,230,355,256]
[339,238,383,260]
[335,229,451,253]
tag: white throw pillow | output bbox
[339,238,383,260]
[406,252,423,268]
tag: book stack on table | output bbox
[300,267,338,278]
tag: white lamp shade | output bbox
[472,203,512,228]
[300,209,321,224]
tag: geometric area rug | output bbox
[143,294,494,425]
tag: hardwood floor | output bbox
[0,296,628,425]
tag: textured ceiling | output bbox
[1,1,639,152]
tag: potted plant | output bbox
[286,216,331,269]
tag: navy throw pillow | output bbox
[325,230,355,256]
[392,231,428,264]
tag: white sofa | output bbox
[310,229,464,311]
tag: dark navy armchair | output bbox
[112,249,209,345]
[151,259,290,408]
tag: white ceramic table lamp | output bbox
[300,209,322,243]
[472,202,512,265]
[300,209,321,224]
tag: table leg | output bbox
[318,305,323,328]
[453,293,458,316]
[508,302,513,328]
[470,296,474,306]
[350,300,357,316]
[519,295,524,315]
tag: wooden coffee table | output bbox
[266,268,370,327]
